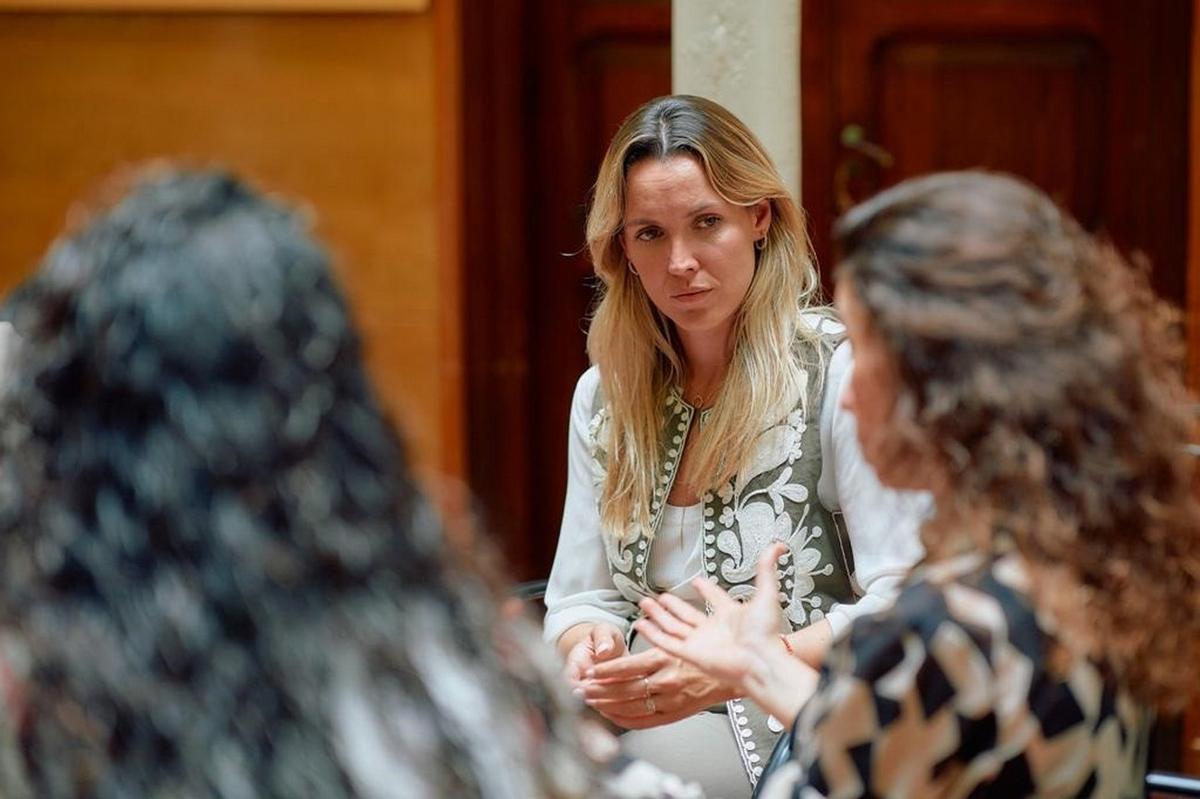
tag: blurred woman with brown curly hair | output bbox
[635,170,1200,798]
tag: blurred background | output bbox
[1,0,1198,770]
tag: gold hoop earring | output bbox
[627,260,640,276]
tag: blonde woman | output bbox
[543,95,926,797]
[636,171,1200,797]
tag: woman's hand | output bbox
[633,543,820,723]
[578,646,736,730]
[635,543,788,687]
[561,622,628,686]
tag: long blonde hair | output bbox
[586,95,827,540]
[835,170,1200,711]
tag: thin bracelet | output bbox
[779,633,794,656]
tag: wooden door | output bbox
[460,0,670,579]
[802,0,1192,308]
[803,0,1197,772]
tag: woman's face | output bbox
[620,155,770,349]
[835,279,934,491]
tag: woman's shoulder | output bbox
[799,307,846,342]
[574,364,602,397]
[796,309,847,369]
[829,556,1013,688]
[794,310,850,397]
[569,365,605,426]
[848,553,1042,666]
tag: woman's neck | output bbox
[678,324,734,398]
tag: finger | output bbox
[592,701,656,726]
[690,576,738,611]
[755,542,788,595]
[631,619,687,660]
[655,593,708,626]
[580,678,646,703]
[602,704,695,731]
[638,598,697,640]
[586,691,678,719]
[591,626,625,660]
[566,660,586,685]
[565,647,593,685]
[587,648,666,681]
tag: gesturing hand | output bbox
[633,543,820,723]
[633,542,788,687]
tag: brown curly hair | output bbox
[835,171,1200,712]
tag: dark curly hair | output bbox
[834,170,1200,712]
[0,168,591,797]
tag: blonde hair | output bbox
[586,95,828,540]
[835,170,1200,711]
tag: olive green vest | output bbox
[586,333,858,787]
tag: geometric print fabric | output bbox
[765,551,1150,798]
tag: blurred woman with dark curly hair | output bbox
[0,168,699,799]
[635,171,1200,798]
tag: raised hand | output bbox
[633,543,819,723]
[634,542,788,684]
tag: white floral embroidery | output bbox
[718,481,735,504]
[733,424,796,498]
[587,408,610,494]
[784,523,837,627]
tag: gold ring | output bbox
[642,676,651,698]
[644,696,657,714]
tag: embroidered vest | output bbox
[586,332,858,787]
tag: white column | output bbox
[672,0,801,199]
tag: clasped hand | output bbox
[564,624,734,730]
[563,543,820,729]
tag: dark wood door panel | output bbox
[874,36,1106,226]
[461,0,669,579]
[804,0,1191,307]
[527,6,670,580]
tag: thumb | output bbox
[593,626,622,657]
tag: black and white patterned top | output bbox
[760,551,1151,799]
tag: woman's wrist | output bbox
[745,639,821,723]
[557,621,599,658]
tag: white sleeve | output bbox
[817,340,929,639]
[542,367,639,645]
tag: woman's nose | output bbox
[666,241,699,274]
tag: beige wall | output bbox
[0,8,461,475]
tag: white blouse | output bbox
[543,338,930,645]
[648,502,705,597]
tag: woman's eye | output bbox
[697,215,721,229]
[635,227,661,242]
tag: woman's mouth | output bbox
[673,288,712,303]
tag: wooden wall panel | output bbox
[0,10,461,475]
[1191,0,1200,394]
[1185,0,1200,777]
[0,0,427,9]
